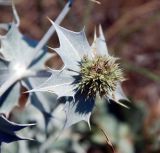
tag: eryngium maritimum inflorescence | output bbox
[30,20,128,128]
[77,55,124,98]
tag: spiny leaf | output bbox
[64,92,95,129]
[0,114,35,143]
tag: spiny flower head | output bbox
[30,21,128,128]
[78,56,124,98]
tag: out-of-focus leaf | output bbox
[0,114,35,143]
[0,22,54,127]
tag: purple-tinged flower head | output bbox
[30,20,128,128]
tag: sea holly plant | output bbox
[29,21,129,129]
[0,1,130,152]
[0,0,72,124]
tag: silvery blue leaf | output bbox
[91,25,109,56]
[64,92,95,128]
[97,25,109,56]
[49,20,92,71]
[28,69,76,99]
[0,114,35,143]
[108,83,129,108]
[51,24,92,58]
[114,83,129,102]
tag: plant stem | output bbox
[35,2,70,50]
[27,2,71,68]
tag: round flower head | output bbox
[77,56,124,98]
[30,20,128,128]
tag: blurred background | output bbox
[0,0,160,153]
